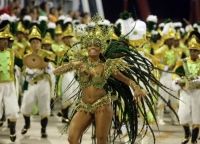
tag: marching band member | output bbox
[21,25,51,138]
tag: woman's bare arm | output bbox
[53,61,81,75]
[112,71,146,98]
[112,71,137,89]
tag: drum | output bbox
[23,53,47,69]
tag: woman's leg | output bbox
[68,111,93,144]
[95,104,113,144]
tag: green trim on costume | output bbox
[0,49,14,82]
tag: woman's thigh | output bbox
[68,111,93,138]
[95,104,113,137]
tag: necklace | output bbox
[87,59,101,68]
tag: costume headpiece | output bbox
[17,21,26,33]
[63,24,74,37]
[81,15,113,51]
[55,24,62,35]
[188,35,200,50]
[162,23,176,40]
[0,24,13,39]
[42,32,53,44]
[29,25,41,41]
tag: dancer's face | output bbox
[87,45,101,58]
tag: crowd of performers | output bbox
[0,11,200,144]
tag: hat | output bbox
[128,20,147,47]
[55,24,62,35]
[22,15,32,29]
[0,24,12,39]
[162,23,177,40]
[29,25,41,41]
[63,24,74,37]
[47,22,56,39]
[146,15,158,23]
[42,32,53,44]
[17,22,26,33]
[188,35,200,50]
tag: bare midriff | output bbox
[82,86,107,104]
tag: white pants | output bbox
[157,72,179,121]
[178,89,200,125]
[14,66,24,100]
[0,82,19,120]
[21,79,51,117]
[61,71,79,114]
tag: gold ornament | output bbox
[17,22,26,33]
[23,53,47,69]
[55,24,62,35]
[163,27,176,40]
[29,25,41,41]
[81,15,113,51]
[63,24,74,37]
[188,35,200,50]
[42,32,53,44]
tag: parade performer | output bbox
[21,25,51,138]
[175,31,200,144]
[0,24,19,142]
[54,16,177,144]
[58,24,80,123]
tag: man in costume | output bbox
[175,31,200,144]
[0,24,19,142]
[156,23,180,125]
[21,25,51,138]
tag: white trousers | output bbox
[178,89,200,125]
[0,82,19,120]
[21,79,51,117]
[61,71,79,115]
[157,72,179,121]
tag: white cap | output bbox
[98,19,111,26]
[0,13,11,22]
[64,17,72,24]
[146,15,158,23]
[180,28,185,34]
[10,15,18,22]
[193,23,200,33]
[129,20,146,40]
[158,23,165,28]
[185,24,194,33]
[151,30,159,35]
[58,15,66,21]
[23,15,32,21]
[48,22,56,29]
[162,22,174,36]
[173,22,182,28]
[115,17,135,36]
[38,16,48,23]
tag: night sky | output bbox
[102,0,191,22]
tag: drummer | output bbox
[20,25,51,138]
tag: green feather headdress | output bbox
[80,15,113,51]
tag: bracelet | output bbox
[129,81,139,90]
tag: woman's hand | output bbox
[134,87,147,101]
[129,81,146,101]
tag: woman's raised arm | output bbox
[112,71,146,99]
[53,61,81,75]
